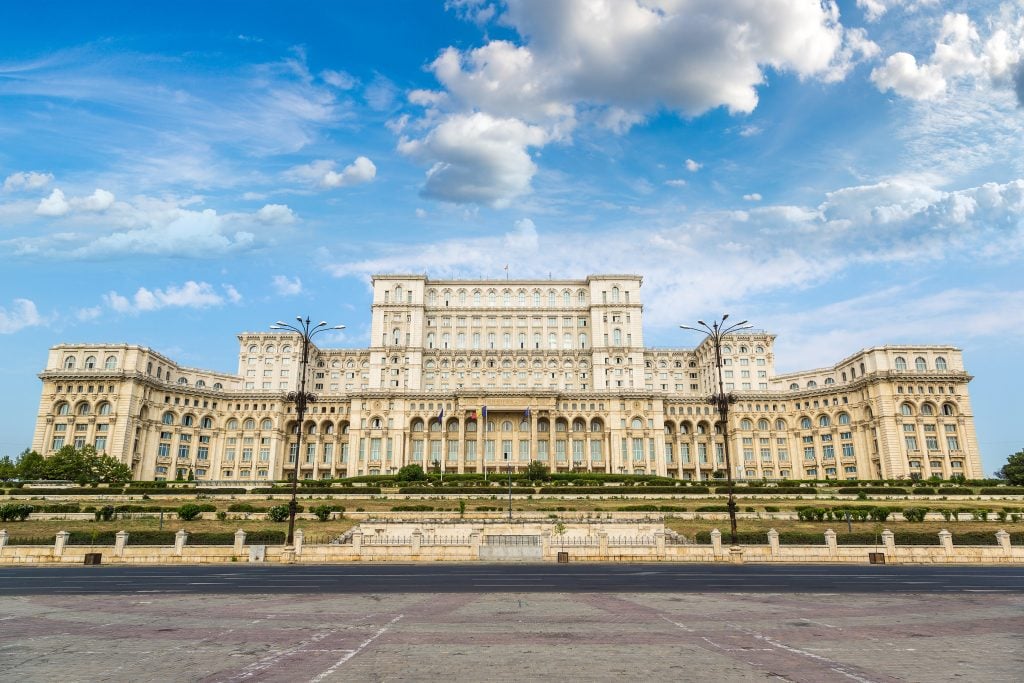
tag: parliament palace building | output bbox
[32,274,982,482]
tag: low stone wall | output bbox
[2,524,1022,565]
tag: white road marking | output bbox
[730,625,879,683]
[309,614,404,683]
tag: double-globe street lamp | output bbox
[680,315,752,547]
[270,316,345,547]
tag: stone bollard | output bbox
[729,545,744,564]
[996,529,1011,556]
[711,528,722,558]
[294,529,304,557]
[352,531,363,553]
[655,531,666,559]
[598,531,609,559]
[174,529,188,556]
[234,529,247,555]
[54,530,70,558]
[767,528,780,558]
[938,529,953,555]
[0,528,8,555]
[411,530,422,554]
[824,529,838,557]
[114,530,128,558]
[882,528,896,559]
[469,531,481,558]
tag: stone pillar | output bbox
[0,529,8,554]
[233,529,247,555]
[824,529,838,557]
[470,530,481,559]
[352,531,363,552]
[174,529,188,556]
[938,529,953,555]
[655,531,666,559]
[767,528,780,558]
[729,545,744,563]
[996,529,1011,556]
[294,529,304,557]
[411,530,422,554]
[114,531,128,558]
[54,530,70,557]
[710,528,722,558]
[599,531,609,559]
[882,529,896,558]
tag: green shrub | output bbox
[67,530,117,545]
[311,505,333,521]
[267,505,290,522]
[902,507,928,522]
[837,487,906,495]
[216,511,228,521]
[618,504,659,512]
[716,487,816,495]
[980,487,1024,495]
[41,503,81,513]
[244,530,286,545]
[911,487,935,495]
[227,503,256,512]
[869,507,891,522]
[764,506,780,512]
[176,503,204,521]
[0,503,34,522]
[94,505,115,521]
[391,504,434,512]
[695,505,729,512]
[126,530,177,545]
[940,509,953,521]
[188,532,236,545]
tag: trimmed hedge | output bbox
[243,530,286,545]
[837,487,907,495]
[939,487,974,495]
[980,487,1024,495]
[123,487,247,495]
[399,486,534,494]
[252,487,380,495]
[537,486,709,495]
[715,487,817,495]
[7,488,118,496]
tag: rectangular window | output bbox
[519,440,529,461]
[822,444,835,459]
[804,446,815,460]
[665,442,674,463]
[679,443,690,464]
[572,439,584,464]
[52,436,65,450]
[178,444,190,459]
[946,436,960,451]
[94,436,107,452]
[926,436,939,450]
[536,440,548,460]
[842,443,855,457]
[465,440,477,461]
[243,447,253,461]
[905,436,919,451]
[486,440,496,461]
[412,440,424,462]
[590,440,603,462]
[197,446,209,460]
[632,438,644,462]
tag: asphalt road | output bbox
[2,563,1023,594]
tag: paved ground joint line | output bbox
[730,623,881,683]
[308,614,404,683]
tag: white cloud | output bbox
[872,52,947,100]
[283,157,377,189]
[35,188,70,216]
[685,159,702,172]
[76,188,115,212]
[255,203,296,224]
[104,281,239,314]
[224,284,243,303]
[856,0,938,23]
[75,306,102,322]
[271,275,303,296]
[398,112,548,207]
[364,75,399,111]
[321,69,357,90]
[415,208,427,218]
[743,193,763,201]
[3,171,53,192]
[665,179,687,188]
[0,298,42,334]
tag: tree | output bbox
[0,455,16,480]
[525,460,550,481]
[16,445,131,484]
[995,449,1024,486]
[16,450,47,480]
[396,464,426,482]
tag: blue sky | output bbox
[1,1,1022,473]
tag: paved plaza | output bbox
[1,568,1022,682]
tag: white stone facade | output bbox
[32,274,982,482]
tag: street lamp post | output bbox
[270,316,345,547]
[504,451,513,523]
[680,315,753,547]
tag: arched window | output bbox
[104,356,117,370]
[83,355,97,370]
[740,418,753,430]
[630,417,643,429]
[243,418,255,430]
[261,418,273,430]
[775,418,787,431]
[789,383,799,390]
[195,380,206,388]
[97,402,112,416]
[915,357,927,371]
[824,378,835,385]
[57,402,70,416]
[226,418,238,430]
[64,356,76,370]
[800,417,812,429]
[895,357,907,371]
[818,415,830,428]
[837,412,850,425]
[942,403,956,416]
[611,287,620,303]
[182,414,195,427]
[76,402,90,416]
[664,422,674,435]
[411,418,424,432]
[806,380,817,388]
[755,345,764,353]
[757,419,770,431]
[572,418,586,432]
[162,411,175,425]
[177,377,188,385]
[307,423,317,435]
[449,419,460,433]
[201,417,214,429]
[430,420,443,433]
[900,403,914,416]
[921,403,935,416]
[212,382,223,390]
[590,418,603,432]
[537,418,549,432]
[562,291,570,306]
[935,357,947,371]
[489,290,497,305]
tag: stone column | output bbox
[767,528,780,558]
[882,529,896,559]
[234,529,247,554]
[294,529,304,557]
[710,528,722,558]
[996,529,1011,556]
[54,530,70,558]
[938,529,953,555]
[824,529,838,558]
[411,530,422,554]
[114,530,128,558]
[174,529,188,556]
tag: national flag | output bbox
[524,407,531,418]
[438,406,444,421]
[468,409,477,420]
[482,405,487,420]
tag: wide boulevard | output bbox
[2,562,1023,594]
